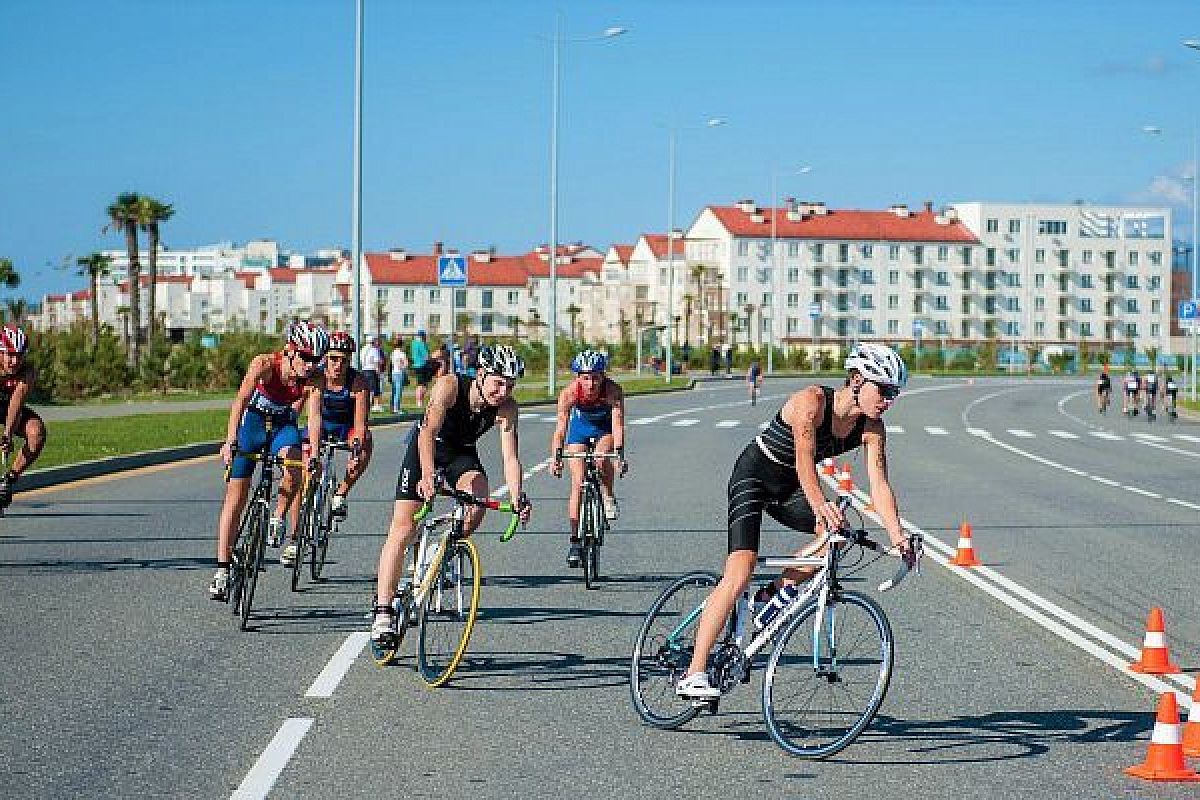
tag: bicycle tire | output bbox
[587,489,603,586]
[762,590,893,758]
[416,537,482,687]
[291,479,318,592]
[311,472,334,581]
[228,503,255,615]
[581,484,597,590]
[630,571,719,729]
[239,503,268,631]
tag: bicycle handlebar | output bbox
[412,473,524,542]
[828,496,922,593]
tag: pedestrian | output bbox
[389,334,408,413]
[410,329,431,406]
[361,334,384,412]
[724,345,734,377]
[710,346,721,376]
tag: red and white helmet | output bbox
[285,321,330,359]
[0,325,28,356]
[328,330,357,353]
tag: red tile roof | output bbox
[364,253,438,285]
[707,205,979,243]
[366,250,596,285]
[234,271,259,289]
[70,290,92,301]
[612,245,634,265]
[643,234,686,259]
[118,275,195,290]
[46,294,66,303]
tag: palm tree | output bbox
[4,298,28,326]
[77,253,113,348]
[137,197,174,338]
[508,315,522,343]
[689,263,706,342]
[681,293,695,346]
[564,303,582,342]
[0,258,20,292]
[106,192,143,363]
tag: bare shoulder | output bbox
[605,378,625,402]
[782,385,824,426]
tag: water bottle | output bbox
[733,591,751,645]
[754,583,800,630]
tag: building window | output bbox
[1057,250,1069,268]
[986,248,996,267]
[1080,274,1094,289]
[937,246,948,262]
[912,297,924,313]
[429,289,441,303]
[1081,322,1092,336]
[508,290,520,305]
[735,292,748,307]
[762,292,771,307]
[1006,297,1020,312]
[935,271,949,286]
[787,267,799,283]
[960,273,971,290]
[838,243,850,263]
[985,296,998,313]
[1149,251,1163,267]
[1149,276,1161,290]
[481,313,494,333]
[402,313,415,328]
[860,319,875,334]
[888,245,901,262]
[913,246,924,265]
[860,294,874,310]
[1035,297,1046,311]
[1081,298,1092,312]
[1008,219,1021,234]
[1038,219,1067,235]
[1103,251,1116,268]
[986,218,999,233]
[454,289,467,308]
[1126,323,1138,337]
[1007,248,1020,263]
[836,269,849,288]
[481,289,493,309]
[935,295,949,311]
[1007,273,1021,288]
[860,269,875,284]
[887,294,899,310]
[1005,320,1020,336]
[887,319,899,334]
[960,247,972,266]
[861,244,874,259]
[1126,275,1139,289]
[1151,299,1160,313]
[1151,323,1160,336]
[813,243,825,262]
[1129,251,1140,267]
[787,317,798,334]
[635,286,648,300]
[913,271,924,289]
[1082,250,1093,265]
[428,313,440,330]
[737,240,749,257]
[1126,298,1138,313]
[1035,321,1046,337]
[888,270,900,285]
[813,270,824,287]
[787,293,799,309]
[402,288,415,303]
[935,320,950,335]
[787,242,799,257]
[1034,273,1045,288]
[736,266,749,283]
[1035,248,1045,264]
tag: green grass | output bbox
[42,389,237,407]
[31,373,692,470]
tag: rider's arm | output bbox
[496,400,524,506]
[418,374,456,478]
[550,387,572,460]
[4,365,35,440]
[351,373,370,443]
[862,420,906,547]
[226,356,269,446]
[609,382,626,453]
[305,373,324,453]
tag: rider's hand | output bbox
[220,440,234,467]
[416,474,436,501]
[891,534,916,569]
[815,499,845,533]
[517,492,532,525]
[550,458,563,479]
[0,434,11,456]
[616,447,628,478]
[347,439,362,471]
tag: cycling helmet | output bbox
[571,349,608,374]
[329,330,357,353]
[477,344,525,379]
[844,342,907,388]
[286,321,330,359]
[0,325,28,355]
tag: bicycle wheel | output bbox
[239,503,268,631]
[416,537,482,687]
[291,481,317,592]
[630,571,719,729]
[762,590,893,758]
[581,485,598,590]
[227,504,254,615]
[311,474,334,581]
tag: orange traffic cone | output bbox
[1124,691,1200,782]
[836,463,855,497]
[950,521,982,567]
[1183,681,1200,757]
[1129,608,1181,675]
[821,458,836,476]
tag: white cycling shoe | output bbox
[675,671,720,700]
[280,543,298,567]
[602,492,619,521]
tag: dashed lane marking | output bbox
[923,426,948,435]
[1173,433,1200,443]
[1130,432,1167,442]
[1123,486,1161,499]
[885,425,905,434]
[1007,429,1035,438]
[1089,431,1123,441]
[966,427,989,437]
[1048,430,1079,439]
[305,633,370,698]
[231,718,314,800]
[670,419,699,427]
[714,419,740,428]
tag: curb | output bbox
[21,380,696,492]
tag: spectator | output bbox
[389,335,408,413]
[361,334,384,412]
[410,329,431,406]
[724,345,734,377]
[464,335,480,377]
[710,346,721,376]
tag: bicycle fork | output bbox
[811,587,840,681]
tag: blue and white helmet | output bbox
[844,343,907,388]
[571,349,608,374]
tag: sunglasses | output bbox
[873,382,901,401]
[293,351,320,365]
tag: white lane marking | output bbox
[715,419,740,428]
[759,422,769,430]
[966,427,989,437]
[1056,388,1102,430]
[518,412,541,420]
[1131,432,1167,443]
[231,717,314,800]
[305,632,370,698]
[885,425,905,434]
[1090,475,1119,486]
[1133,438,1200,460]
[923,426,948,435]
[1167,497,1200,510]
[825,476,1195,705]
[630,416,659,425]
[1123,486,1161,499]
[1048,430,1079,439]
[1089,431,1123,440]
[491,457,552,498]
[1173,433,1200,443]
[1007,429,1035,438]
[671,419,699,427]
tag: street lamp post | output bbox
[545,19,626,396]
[664,118,725,383]
[768,166,812,376]
[351,0,364,364]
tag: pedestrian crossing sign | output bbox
[438,255,468,287]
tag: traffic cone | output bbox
[1182,681,1200,757]
[1124,691,1200,782]
[820,458,836,476]
[836,463,855,497]
[1129,608,1181,675]
[950,521,982,567]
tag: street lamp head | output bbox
[1184,38,1200,50]
[706,118,726,128]
[603,26,628,38]
[1142,125,1163,135]
[797,165,813,174]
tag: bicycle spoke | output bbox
[416,538,481,687]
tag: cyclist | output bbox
[676,342,915,700]
[1122,369,1140,416]
[209,321,329,600]
[1164,372,1179,418]
[550,350,628,568]
[747,359,763,406]
[371,344,532,643]
[1143,370,1160,419]
[0,326,46,509]
[1094,366,1111,414]
[282,330,372,566]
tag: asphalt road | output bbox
[3,377,1198,799]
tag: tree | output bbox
[4,298,28,326]
[689,263,707,343]
[0,257,20,292]
[76,252,113,349]
[743,303,758,349]
[508,315,522,343]
[106,192,143,364]
[137,196,174,338]
[681,293,694,346]
[564,303,582,342]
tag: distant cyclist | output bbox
[1143,370,1159,420]
[1094,366,1111,414]
[1164,372,1179,419]
[209,321,329,600]
[747,360,763,406]
[371,345,532,644]
[1122,369,1140,416]
[550,350,628,569]
[676,342,914,701]
[0,326,46,510]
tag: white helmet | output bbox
[844,342,908,388]
[286,320,330,359]
[477,344,524,379]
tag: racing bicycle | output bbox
[290,436,359,590]
[369,473,523,687]
[629,497,921,758]
[559,441,623,589]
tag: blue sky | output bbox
[3,0,1200,300]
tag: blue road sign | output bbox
[1180,300,1199,321]
[912,319,925,337]
[807,302,821,320]
[438,255,468,287]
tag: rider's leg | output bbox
[216,478,253,562]
[685,550,757,677]
[276,447,303,535]
[456,469,489,535]
[565,444,585,539]
[337,433,373,496]
[596,433,617,497]
[9,411,45,477]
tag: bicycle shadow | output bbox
[240,604,370,635]
[475,604,645,626]
[445,650,630,692]
[0,555,215,575]
[483,572,680,592]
